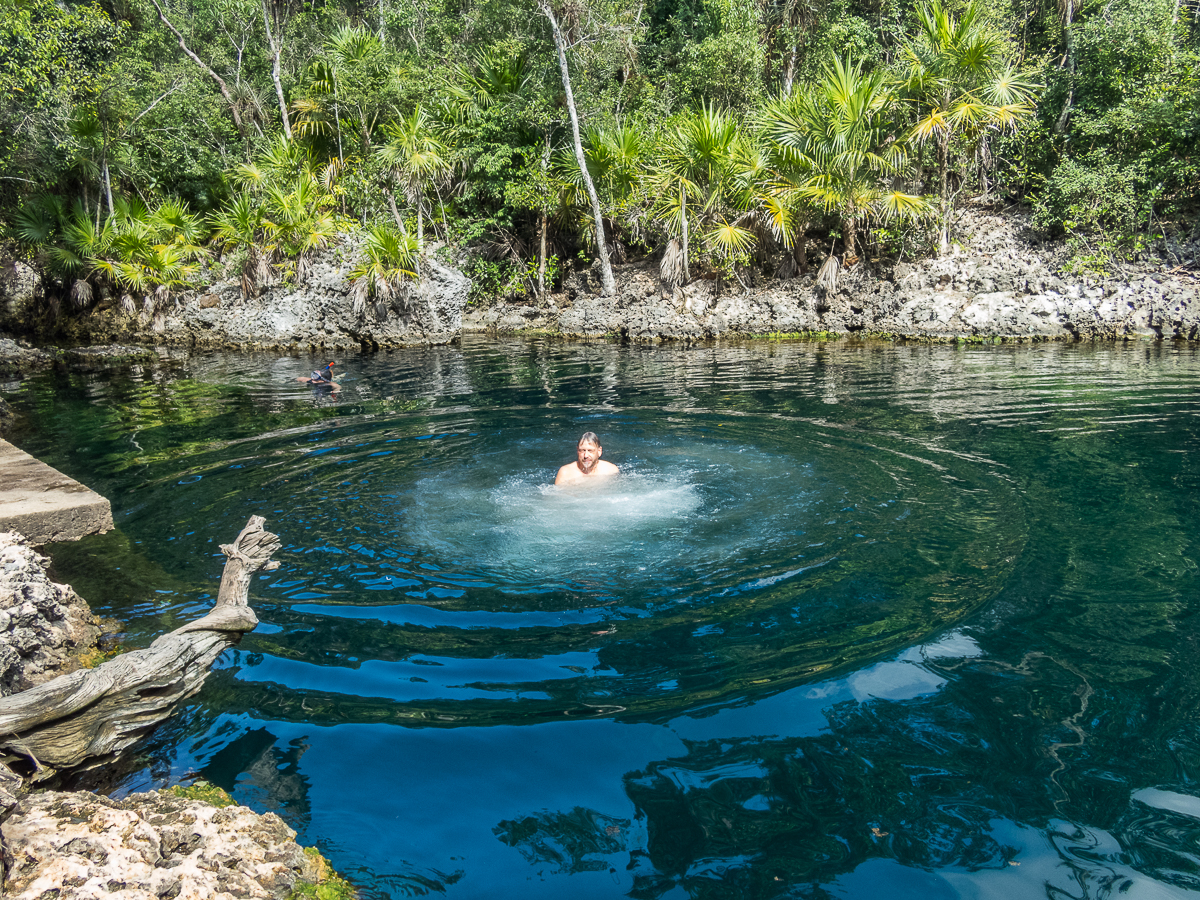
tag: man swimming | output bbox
[296,361,339,390]
[555,432,619,485]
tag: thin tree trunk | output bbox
[794,228,807,274]
[101,157,114,219]
[147,0,247,135]
[1055,0,1076,134]
[261,0,292,139]
[536,133,551,298]
[680,186,690,283]
[333,84,344,165]
[937,135,950,254]
[537,212,548,298]
[782,44,797,95]
[384,188,405,232]
[415,201,423,278]
[540,0,616,296]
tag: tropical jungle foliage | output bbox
[0,0,1197,310]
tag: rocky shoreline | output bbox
[1,207,1197,351]
[0,533,353,899]
[467,208,1200,343]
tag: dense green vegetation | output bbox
[0,0,1196,312]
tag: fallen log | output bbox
[0,516,279,781]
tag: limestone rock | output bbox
[465,206,1200,342]
[2,789,323,900]
[0,259,41,329]
[0,338,52,378]
[0,533,100,696]
[40,241,473,351]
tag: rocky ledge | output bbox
[34,255,471,352]
[3,786,349,900]
[0,535,354,898]
[466,208,1200,342]
[0,532,102,696]
[4,208,1199,349]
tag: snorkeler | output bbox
[555,432,619,485]
[296,361,340,390]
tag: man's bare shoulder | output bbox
[554,460,618,485]
[555,463,580,485]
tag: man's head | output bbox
[576,432,602,473]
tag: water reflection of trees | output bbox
[609,638,1200,898]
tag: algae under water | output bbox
[7,336,1200,898]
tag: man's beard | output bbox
[579,459,596,473]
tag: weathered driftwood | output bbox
[0,516,279,781]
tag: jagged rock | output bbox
[44,244,472,350]
[2,789,326,900]
[465,207,1200,342]
[0,259,41,329]
[0,533,100,696]
[0,338,52,378]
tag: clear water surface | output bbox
[6,336,1200,899]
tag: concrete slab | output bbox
[0,439,113,544]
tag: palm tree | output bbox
[899,0,1037,252]
[296,26,387,162]
[348,224,419,318]
[222,137,340,288]
[379,105,452,277]
[443,49,533,123]
[211,193,272,299]
[650,102,742,288]
[762,55,928,270]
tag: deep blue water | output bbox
[7,337,1200,898]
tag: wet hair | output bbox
[578,431,601,447]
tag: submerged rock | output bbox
[0,533,101,695]
[2,787,343,900]
[0,338,52,378]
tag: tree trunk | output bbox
[415,201,423,278]
[540,0,617,297]
[1055,0,1076,134]
[536,132,551,298]
[0,517,279,782]
[537,211,548,298]
[782,44,797,96]
[794,228,807,274]
[680,186,690,283]
[101,157,114,219]
[261,0,292,139]
[384,188,406,232]
[147,0,248,135]
[937,135,950,255]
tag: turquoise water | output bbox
[6,337,1200,898]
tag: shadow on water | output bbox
[8,338,1200,897]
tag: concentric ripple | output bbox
[14,338,1200,899]
[21,346,1027,724]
